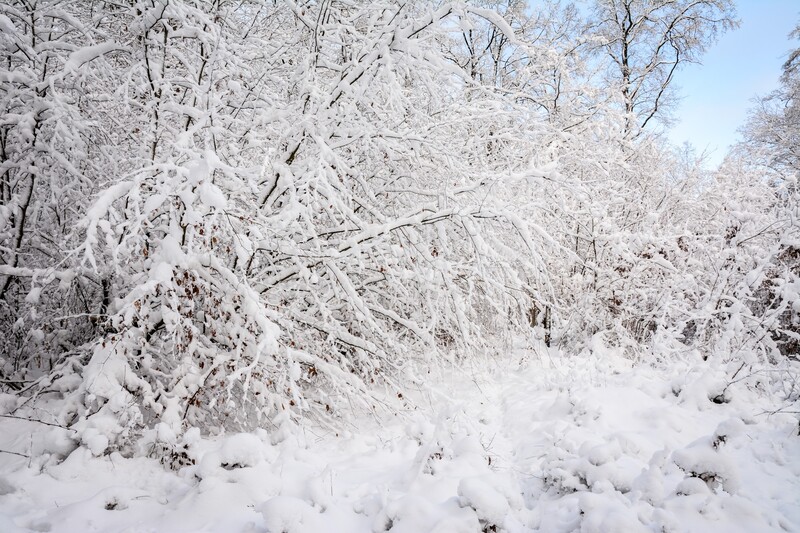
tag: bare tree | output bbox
[590,0,737,134]
[740,24,800,178]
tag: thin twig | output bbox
[0,448,29,459]
[0,414,66,428]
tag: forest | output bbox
[0,1,798,531]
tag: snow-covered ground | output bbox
[1,346,798,532]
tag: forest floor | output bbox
[0,342,798,532]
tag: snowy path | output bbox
[1,350,798,532]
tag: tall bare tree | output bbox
[590,0,737,134]
[741,23,800,178]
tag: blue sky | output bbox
[667,1,799,166]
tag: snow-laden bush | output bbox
[4,0,551,455]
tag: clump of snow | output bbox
[0,394,18,414]
[260,496,324,533]
[218,433,269,469]
[675,476,710,496]
[63,42,122,72]
[458,478,507,523]
[24,287,41,304]
[198,180,227,210]
[81,427,111,457]
[672,441,740,493]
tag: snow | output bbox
[0,346,797,532]
[63,42,124,72]
[23,288,40,305]
[198,180,227,210]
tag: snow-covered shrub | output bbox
[3,0,549,455]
